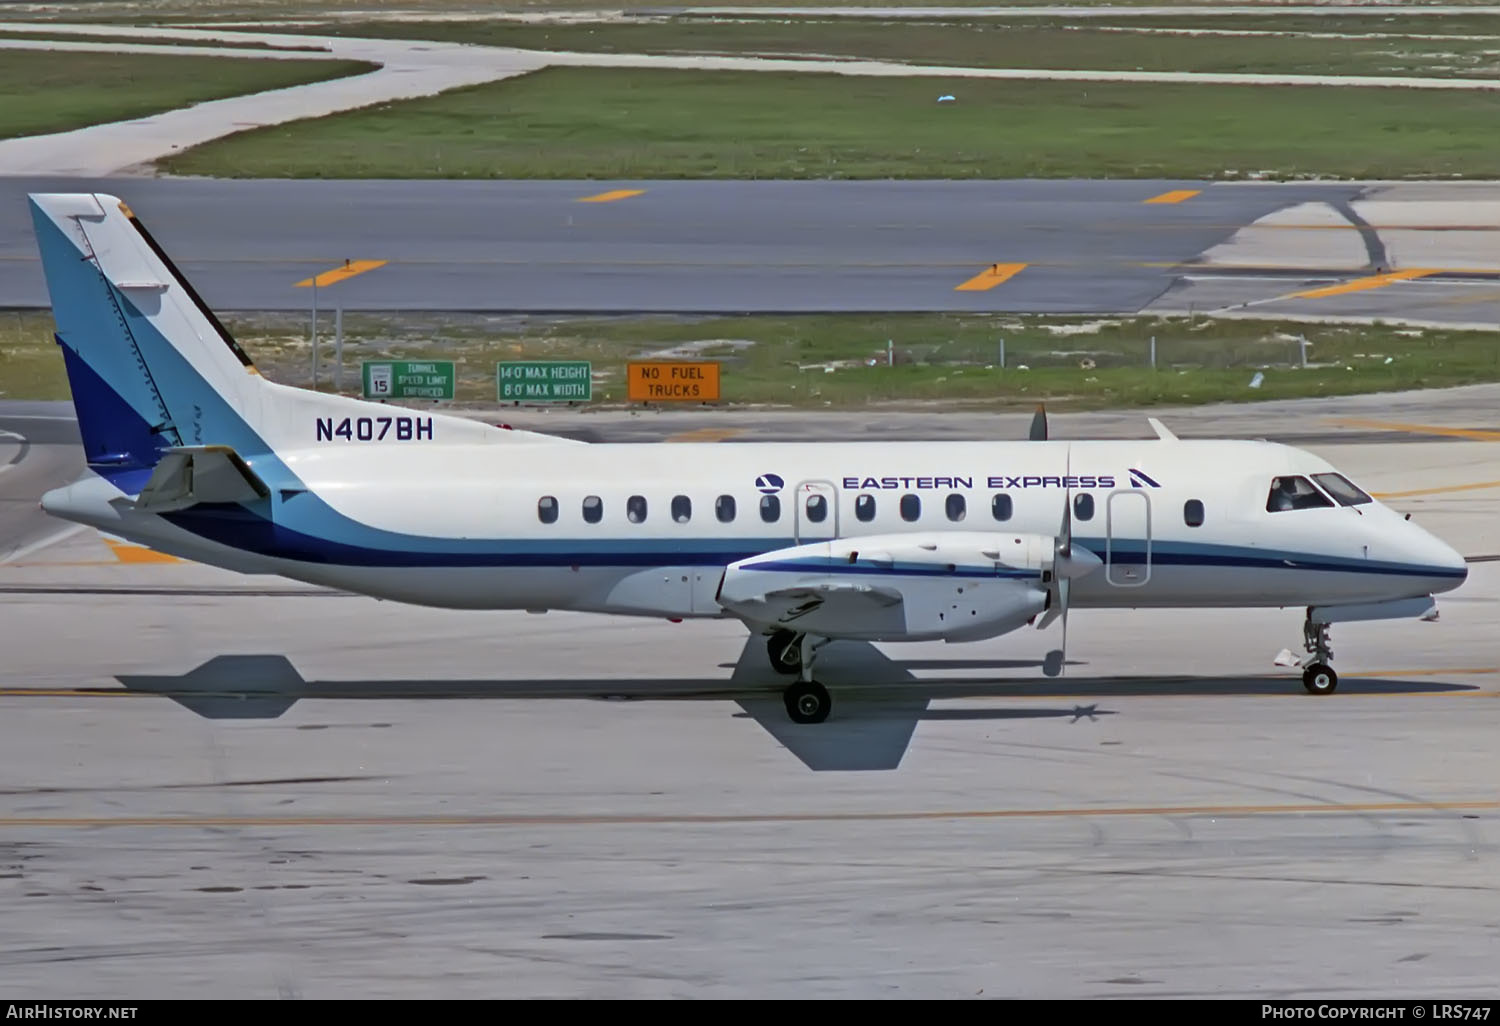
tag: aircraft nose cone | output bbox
[1439,545,1469,584]
[1407,526,1468,592]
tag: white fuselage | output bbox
[45,436,1469,620]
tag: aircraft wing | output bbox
[134,445,270,512]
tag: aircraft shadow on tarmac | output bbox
[113,637,1477,772]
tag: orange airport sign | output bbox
[627,362,720,401]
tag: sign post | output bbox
[294,259,388,390]
[627,361,720,402]
[497,361,592,403]
[361,360,455,401]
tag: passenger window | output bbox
[1312,473,1373,507]
[1267,476,1334,512]
[672,495,691,523]
[627,495,648,524]
[855,494,876,522]
[806,493,827,523]
[760,494,781,522]
[945,494,966,521]
[1073,493,1094,521]
[537,496,558,524]
[991,493,1013,522]
[1184,499,1204,527]
[900,494,921,522]
[715,495,736,523]
[582,495,603,524]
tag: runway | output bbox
[5,176,1500,323]
[1,396,1496,997]
[0,402,84,564]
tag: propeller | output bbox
[1036,442,1101,677]
[1028,403,1047,441]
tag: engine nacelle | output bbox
[717,531,1060,642]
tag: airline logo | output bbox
[760,471,1163,492]
[841,475,1119,490]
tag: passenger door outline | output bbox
[1105,490,1151,587]
[794,480,839,544]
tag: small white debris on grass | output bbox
[1037,320,1123,336]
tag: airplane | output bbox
[25,192,1470,724]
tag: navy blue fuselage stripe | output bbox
[157,505,1465,578]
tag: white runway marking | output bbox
[0,428,25,476]
[0,523,86,566]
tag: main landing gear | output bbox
[767,630,802,676]
[1299,613,1338,695]
[767,629,831,724]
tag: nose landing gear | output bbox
[1299,615,1337,695]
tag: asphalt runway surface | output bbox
[6,177,1498,323]
[0,401,83,565]
[0,395,1496,997]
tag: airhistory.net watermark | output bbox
[5,1007,137,1019]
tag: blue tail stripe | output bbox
[57,336,171,488]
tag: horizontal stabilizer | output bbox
[134,445,269,512]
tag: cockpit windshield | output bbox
[1266,475,1334,512]
[1312,472,1373,507]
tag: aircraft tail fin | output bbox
[29,192,575,494]
[30,192,265,491]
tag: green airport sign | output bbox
[362,361,455,401]
[498,361,593,402]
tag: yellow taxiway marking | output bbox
[0,799,1495,829]
[294,259,387,289]
[1330,418,1500,442]
[1144,189,1200,204]
[1373,480,1500,500]
[577,189,644,203]
[663,427,745,443]
[1290,268,1439,299]
[955,262,1028,291]
[104,539,182,564]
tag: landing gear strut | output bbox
[775,632,831,723]
[1300,613,1338,695]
